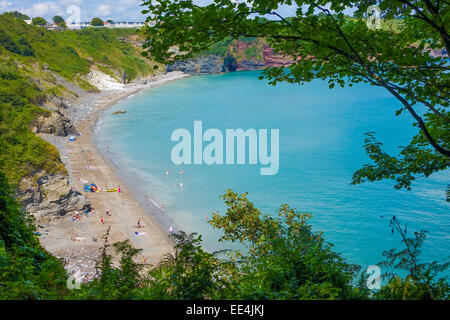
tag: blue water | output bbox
[97,71,449,272]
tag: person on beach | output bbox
[169,225,173,234]
[137,218,141,228]
[106,208,110,216]
[101,216,104,224]
[118,186,121,193]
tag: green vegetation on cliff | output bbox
[0,13,160,186]
[0,59,65,186]
[0,173,68,299]
[0,13,158,86]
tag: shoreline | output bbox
[37,71,189,280]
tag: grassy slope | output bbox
[0,59,66,185]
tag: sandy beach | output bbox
[37,71,189,280]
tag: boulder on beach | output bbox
[112,110,127,114]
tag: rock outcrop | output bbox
[236,59,266,71]
[166,55,226,74]
[166,42,297,75]
[31,111,78,136]
[86,69,125,90]
[262,45,296,68]
[47,95,70,110]
[18,174,90,219]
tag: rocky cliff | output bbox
[262,45,297,68]
[166,39,295,74]
[31,111,78,136]
[17,174,90,218]
[166,55,226,74]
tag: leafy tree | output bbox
[53,15,66,28]
[31,17,47,27]
[91,17,105,27]
[0,29,20,54]
[147,231,227,299]
[17,37,35,56]
[71,228,148,299]
[107,19,114,24]
[141,0,449,197]
[66,190,448,300]
[207,190,369,299]
[6,11,30,20]
[376,216,449,300]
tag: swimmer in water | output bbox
[179,170,183,175]
[165,170,169,175]
[179,182,184,187]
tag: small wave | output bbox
[94,119,103,135]
[109,158,120,169]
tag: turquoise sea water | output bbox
[96,71,449,272]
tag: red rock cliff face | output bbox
[231,40,297,70]
[262,45,296,68]
[235,41,252,51]
[168,40,302,73]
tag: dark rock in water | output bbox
[112,110,127,114]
